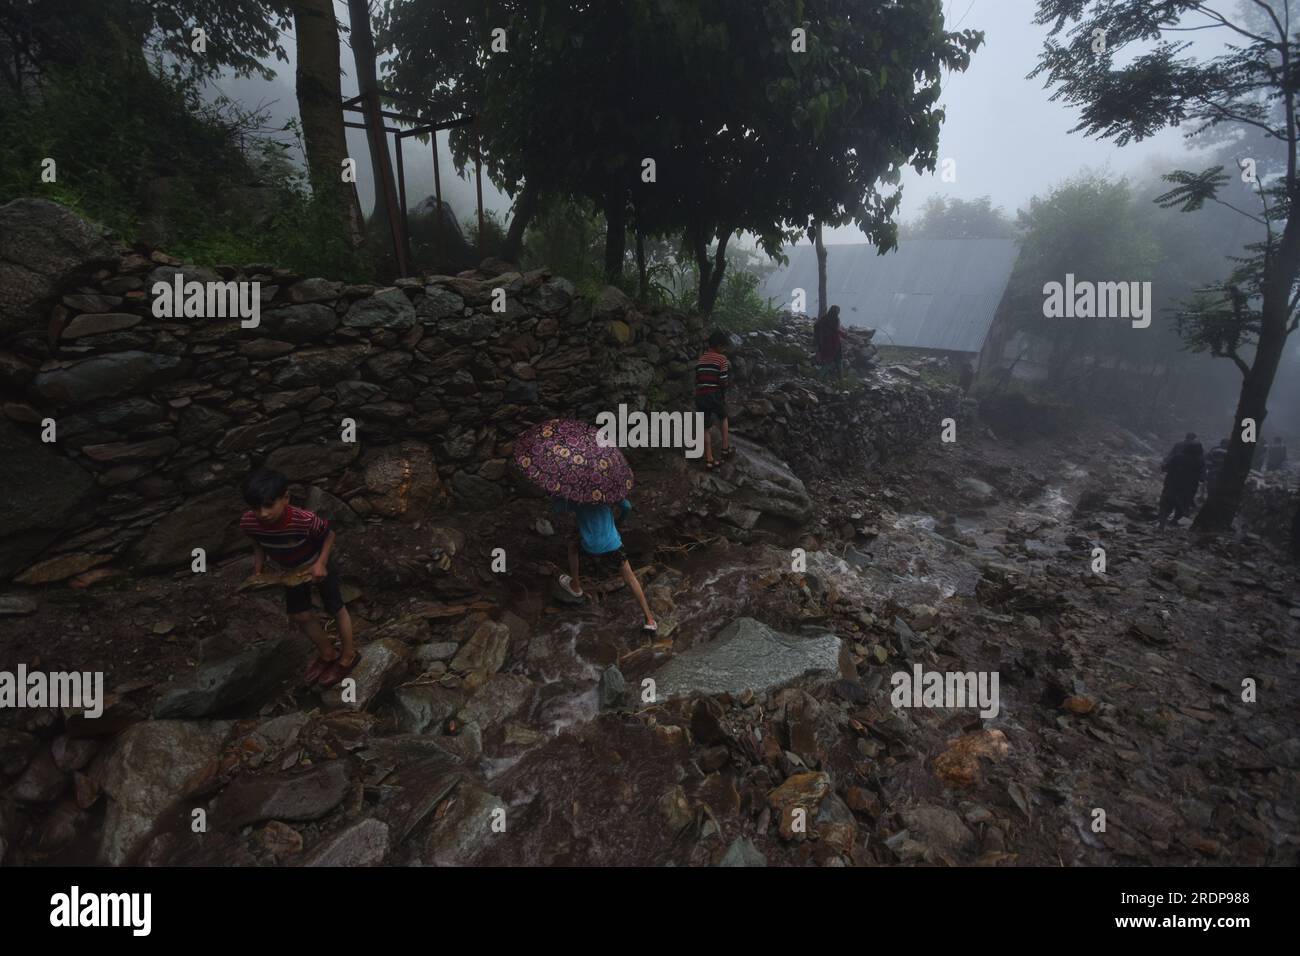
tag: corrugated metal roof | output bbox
[759,239,1021,353]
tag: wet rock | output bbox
[320,637,410,711]
[154,636,300,718]
[901,805,975,855]
[271,344,369,387]
[62,312,141,339]
[254,820,303,859]
[342,288,415,330]
[392,684,463,734]
[657,784,694,834]
[652,618,841,699]
[460,674,534,729]
[216,412,300,453]
[51,735,98,772]
[767,772,831,840]
[31,351,188,407]
[597,666,626,711]
[130,485,247,571]
[932,729,1010,787]
[10,749,67,802]
[99,720,232,865]
[0,420,96,578]
[435,720,483,764]
[717,836,767,867]
[417,286,464,321]
[0,595,37,617]
[707,436,812,523]
[450,621,510,675]
[14,552,111,585]
[420,781,503,864]
[0,198,117,338]
[210,760,351,829]
[371,757,463,845]
[412,642,459,666]
[0,729,38,776]
[452,470,506,510]
[304,818,389,866]
[361,441,444,520]
[264,442,359,482]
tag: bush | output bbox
[0,57,374,281]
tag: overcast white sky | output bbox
[213,0,1223,248]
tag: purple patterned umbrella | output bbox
[512,418,634,504]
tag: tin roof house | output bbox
[759,238,1021,357]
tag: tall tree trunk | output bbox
[694,227,730,316]
[292,0,364,248]
[604,193,626,285]
[1194,216,1300,531]
[635,220,647,302]
[813,219,828,318]
[500,178,539,264]
[345,0,408,276]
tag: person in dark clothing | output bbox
[1159,442,1204,528]
[959,361,975,395]
[1204,438,1229,492]
[813,305,846,381]
[1265,436,1288,471]
[1163,432,1199,466]
[1292,494,1300,560]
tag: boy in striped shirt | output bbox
[695,330,733,469]
[240,468,359,687]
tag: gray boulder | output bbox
[153,636,302,719]
[0,420,96,578]
[652,618,841,699]
[99,720,232,865]
[209,760,351,829]
[30,351,189,407]
[705,435,812,523]
[0,199,117,338]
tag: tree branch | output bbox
[1208,195,1268,225]
[1188,2,1274,45]
[1247,0,1286,42]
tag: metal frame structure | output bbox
[342,90,485,276]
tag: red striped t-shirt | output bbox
[695,349,730,396]
[240,506,330,569]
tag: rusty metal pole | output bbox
[474,117,485,261]
[394,130,413,269]
[432,130,443,241]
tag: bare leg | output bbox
[335,607,355,665]
[721,416,730,452]
[620,560,655,627]
[704,426,714,464]
[292,611,337,661]
[568,539,583,593]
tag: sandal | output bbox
[318,649,362,688]
[643,620,658,633]
[721,446,735,459]
[706,460,719,470]
[558,573,584,598]
[304,654,338,686]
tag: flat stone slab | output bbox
[652,618,842,699]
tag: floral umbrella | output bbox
[512,418,634,504]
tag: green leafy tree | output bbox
[1032,0,1300,531]
[996,172,1159,386]
[901,195,1016,239]
[380,0,981,312]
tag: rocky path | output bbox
[1,419,1296,867]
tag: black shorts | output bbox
[696,392,727,427]
[582,544,628,576]
[284,561,345,615]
